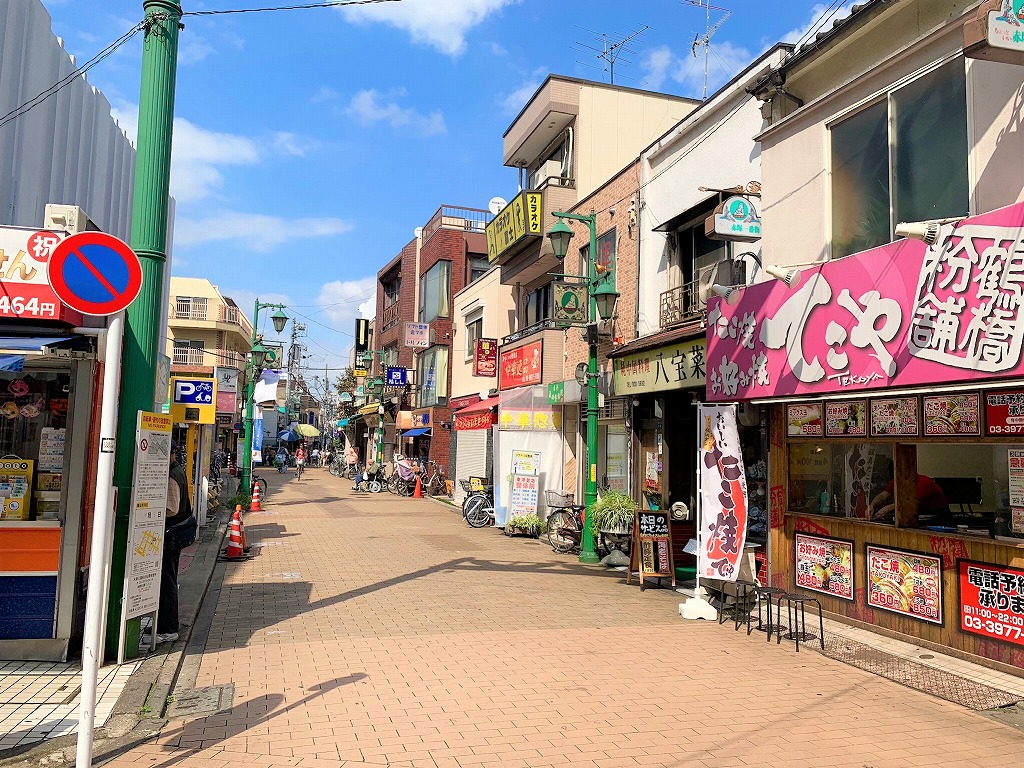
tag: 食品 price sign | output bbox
[959,561,1024,647]
[867,545,943,625]
[629,510,675,589]
[794,533,854,601]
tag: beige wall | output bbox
[450,268,515,399]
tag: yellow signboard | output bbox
[169,376,217,424]
[486,191,542,262]
[612,338,707,395]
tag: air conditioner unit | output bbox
[531,159,563,189]
[43,203,100,234]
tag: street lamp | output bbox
[546,210,617,565]
[241,299,289,496]
[370,378,385,465]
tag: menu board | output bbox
[508,474,539,518]
[794,533,854,600]
[629,510,675,588]
[986,391,1024,436]
[958,561,1024,648]
[787,403,822,437]
[922,394,981,436]
[824,401,867,437]
[870,397,919,437]
[0,459,34,520]
[866,545,942,624]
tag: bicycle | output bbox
[545,489,589,553]
[420,460,449,496]
[460,480,493,528]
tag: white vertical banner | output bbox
[698,404,749,582]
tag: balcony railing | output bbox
[501,318,562,345]
[219,304,240,325]
[174,297,208,321]
[173,346,206,366]
[172,347,245,369]
[659,281,707,329]
[382,301,400,331]
[421,205,491,243]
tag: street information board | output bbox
[629,510,675,589]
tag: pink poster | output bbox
[706,202,1024,401]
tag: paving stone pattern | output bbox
[104,470,1024,768]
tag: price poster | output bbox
[986,391,1024,436]
[786,403,822,437]
[958,561,1024,648]
[794,534,854,601]
[628,510,675,588]
[870,397,920,437]
[922,394,981,436]
[866,545,943,624]
[824,400,867,437]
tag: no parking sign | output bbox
[47,232,142,316]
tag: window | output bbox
[175,296,208,321]
[469,256,490,284]
[523,283,552,328]
[418,345,449,407]
[831,58,968,259]
[383,345,398,369]
[173,339,205,366]
[465,315,483,361]
[419,261,451,323]
[383,278,400,306]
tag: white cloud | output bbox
[780,3,856,46]
[174,212,353,251]
[178,36,215,65]
[272,132,318,157]
[315,279,378,332]
[641,46,674,92]
[640,40,752,98]
[499,71,545,115]
[312,86,340,104]
[340,0,519,57]
[358,292,377,320]
[346,89,446,136]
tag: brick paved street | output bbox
[102,468,1024,768]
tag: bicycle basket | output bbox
[459,479,473,494]
[545,489,575,507]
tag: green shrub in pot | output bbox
[590,491,637,533]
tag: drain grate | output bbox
[166,683,234,720]
[822,636,1023,711]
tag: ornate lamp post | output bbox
[240,300,288,495]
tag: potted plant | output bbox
[505,513,545,537]
[590,491,638,534]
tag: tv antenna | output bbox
[573,25,649,85]
[684,0,731,100]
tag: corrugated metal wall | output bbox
[0,0,135,238]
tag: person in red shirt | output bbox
[867,459,949,524]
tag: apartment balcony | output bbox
[172,347,245,370]
[659,280,707,330]
[382,301,401,332]
[172,346,207,367]
[420,205,491,244]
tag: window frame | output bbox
[464,313,483,362]
[418,261,451,323]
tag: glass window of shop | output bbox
[419,261,451,323]
[0,371,70,520]
[418,345,448,408]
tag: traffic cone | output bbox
[219,514,248,561]
[233,505,248,550]
[413,474,423,498]
[250,481,262,512]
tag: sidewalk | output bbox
[76,468,1024,768]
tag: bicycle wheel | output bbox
[368,480,382,493]
[464,495,490,527]
[546,510,578,553]
[254,477,268,497]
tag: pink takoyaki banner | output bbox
[698,404,748,582]
[706,201,1024,401]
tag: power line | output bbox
[182,0,401,17]
[787,0,848,55]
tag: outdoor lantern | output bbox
[271,308,289,333]
[250,340,270,369]
[593,279,620,321]
[546,219,574,260]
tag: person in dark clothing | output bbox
[148,440,193,645]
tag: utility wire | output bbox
[786,0,847,54]
[181,0,401,16]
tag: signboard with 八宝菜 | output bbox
[923,393,980,435]
[986,391,1024,436]
[611,339,707,395]
[866,545,942,625]
[794,533,854,601]
[787,403,822,437]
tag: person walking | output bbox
[146,441,196,646]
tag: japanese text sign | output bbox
[706,202,1024,401]
[870,397,919,437]
[386,367,407,386]
[698,404,749,582]
[787,403,822,437]
[486,191,542,263]
[612,338,707,395]
[474,338,497,377]
[404,322,429,348]
[0,226,82,324]
[509,473,539,517]
[169,377,216,424]
[454,410,494,431]
[960,560,1024,647]
[795,534,854,600]
[824,400,867,437]
[499,340,543,390]
[923,393,980,435]
[985,390,1024,435]
[987,3,1024,52]
[632,510,674,581]
[867,546,943,625]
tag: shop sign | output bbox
[499,339,543,390]
[697,404,749,582]
[386,367,407,386]
[511,450,541,476]
[499,409,560,431]
[708,195,762,242]
[215,367,238,395]
[411,409,431,427]
[629,510,674,586]
[169,376,216,424]
[707,202,1024,401]
[404,322,429,348]
[985,390,1024,435]
[486,191,542,263]
[923,393,981,435]
[473,338,498,377]
[547,381,564,405]
[0,227,83,323]
[216,414,232,426]
[988,3,1024,51]
[509,473,540,517]
[611,338,707,395]
[867,545,943,625]
[454,410,494,431]
[0,459,33,520]
[1008,449,1024,508]
[354,318,370,357]
[870,397,919,437]
[449,394,481,411]
[794,534,854,601]
[959,560,1024,647]
[824,400,867,437]
[553,282,589,323]
[787,403,822,437]
[216,390,236,416]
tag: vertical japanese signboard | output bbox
[509,474,540,518]
[698,404,748,582]
[473,338,497,377]
[959,560,1024,647]
[628,510,675,589]
[485,191,542,263]
[123,412,173,621]
[794,533,854,600]
[866,545,943,624]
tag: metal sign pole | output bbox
[680,400,718,620]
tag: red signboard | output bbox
[0,227,82,324]
[985,390,1024,436]
[454,410,496,431]
[958,560,1024,647]
[867,545,943,624]
[216,390,237,415]
[499,340,543,390]
[474,338,498,377]
[794,533,854,601]
[448,394,481,411]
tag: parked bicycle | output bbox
[460,479,493,528]
[545,489,589,553]
[354,462,386,493]
[420,460,449,496]
[252,474,267,499]
[388,456,418,496]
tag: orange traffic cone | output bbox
[250,482,262,512]
[413,474,423,498]
[219,515,246,561]
[233,506,248,550]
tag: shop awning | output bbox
[402,427,431,437]
[357,403,381,415]
[0,336,94,370]
[454,395,500,416]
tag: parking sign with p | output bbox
[169,376,217,424]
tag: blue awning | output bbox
[402,427,431,437]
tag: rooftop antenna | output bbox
[573,25,649,84]
[684,0,731,100]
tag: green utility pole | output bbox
[106,0,182,660]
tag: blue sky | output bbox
[41,0,851,372]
